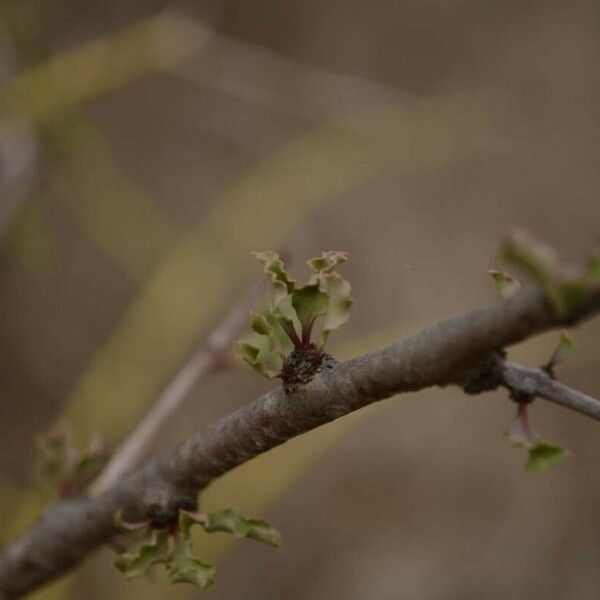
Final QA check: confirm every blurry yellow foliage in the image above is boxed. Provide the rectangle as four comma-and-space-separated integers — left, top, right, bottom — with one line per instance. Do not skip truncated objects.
51, 128, 180, 282
1, 13, 204, 121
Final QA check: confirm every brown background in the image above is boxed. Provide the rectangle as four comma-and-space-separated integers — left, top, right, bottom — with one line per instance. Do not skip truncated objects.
1, 1, 600, 598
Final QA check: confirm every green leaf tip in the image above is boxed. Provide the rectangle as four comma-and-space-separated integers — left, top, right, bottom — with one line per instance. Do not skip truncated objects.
488, 269, 520, 299
203, 508, 281, 547
546, 331, 573, 371
238, 250, 352, 386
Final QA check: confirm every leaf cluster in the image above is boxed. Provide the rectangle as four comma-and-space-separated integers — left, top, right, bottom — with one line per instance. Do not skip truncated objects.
114, 507, 280, 590
237, 250, 352, 379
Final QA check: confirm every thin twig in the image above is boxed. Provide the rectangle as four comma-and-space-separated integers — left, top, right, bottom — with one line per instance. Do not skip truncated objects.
91, 280, 263, 494
500, 360, 600, 420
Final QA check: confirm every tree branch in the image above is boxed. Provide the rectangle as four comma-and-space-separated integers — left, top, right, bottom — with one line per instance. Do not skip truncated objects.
1, 285, 599, 598
499, 360, 600, 420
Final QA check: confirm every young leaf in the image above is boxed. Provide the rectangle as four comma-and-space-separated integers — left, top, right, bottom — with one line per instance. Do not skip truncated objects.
291, 284, 329, 341
546, 331, 573, 371
236, 341, 280, 377
203, 508, 281, 547
488, 269, 520, 299
250, 312, 274, 337
252, 251, 294, 307
526, 443, 569, 472
114, 529, 170, 580
319, 272, 353, 345
168, 534, 215, 589
505, 404, 569, 472
307, 251, 349, 278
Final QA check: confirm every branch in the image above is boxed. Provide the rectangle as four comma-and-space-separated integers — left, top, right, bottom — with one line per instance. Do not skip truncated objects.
90, 280, 263, 494
500, 360, 600, 420
1, 285, 599, 598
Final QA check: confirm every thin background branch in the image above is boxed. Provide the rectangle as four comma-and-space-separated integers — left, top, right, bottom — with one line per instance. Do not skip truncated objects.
91, 280, 263, 494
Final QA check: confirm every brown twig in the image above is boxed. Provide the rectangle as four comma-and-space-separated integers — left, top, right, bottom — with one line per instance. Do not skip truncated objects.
499, 360, 600, 420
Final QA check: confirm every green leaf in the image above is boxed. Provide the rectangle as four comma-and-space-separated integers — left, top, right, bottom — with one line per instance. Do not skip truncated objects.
264, 308, 295, 354
168, 535, 215, 589
114, 529, 170, 580
488, 269, 520, 299
526, 443, 569, 472
203, 508, 281, 547
167, 511, 215, 588
291, 284, 329, 328
547, 331, 573, 370
253, 251, 295, 307
236, 340, 281, 377
319, 272, 353, 345
250, 312, 273, 336
307, 251, 349, 277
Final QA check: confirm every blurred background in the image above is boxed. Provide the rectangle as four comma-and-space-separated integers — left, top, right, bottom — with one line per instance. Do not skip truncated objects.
1, 1, 600, 598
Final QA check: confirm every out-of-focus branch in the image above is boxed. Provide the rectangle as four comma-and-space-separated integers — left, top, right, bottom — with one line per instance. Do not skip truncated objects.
1, 282, 600, 597
91, 280, 263, 494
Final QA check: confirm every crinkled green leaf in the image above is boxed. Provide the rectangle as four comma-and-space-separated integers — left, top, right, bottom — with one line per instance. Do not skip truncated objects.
114, 529, 170, 580
291, 284, 329, 329
168, 533, 215, 589
320, 273, 352, 340
547, 331, 573, 370
264, 309, 295, 355
488, 269, 520, 299
253, 251, 295, 307
203, 508, 281, 547
236, 340, 281, 377
526, 443, 569, 472
307, 251, 349, 277
250, 312, 273, 336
